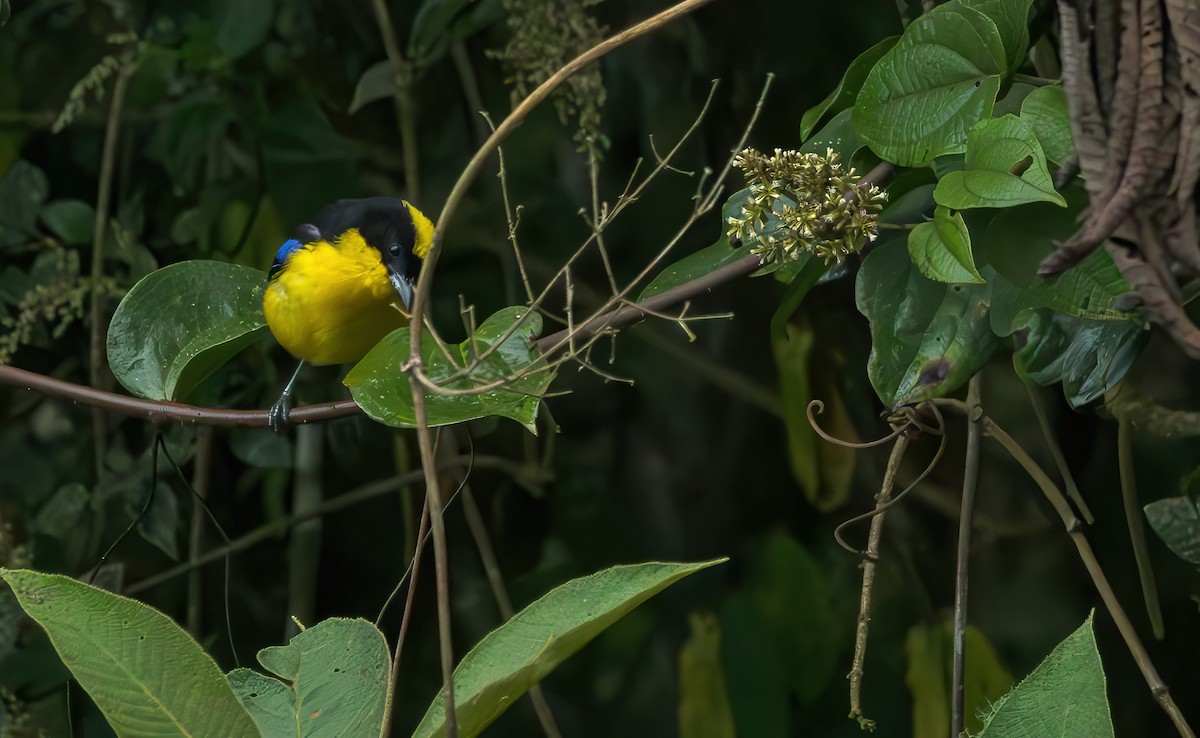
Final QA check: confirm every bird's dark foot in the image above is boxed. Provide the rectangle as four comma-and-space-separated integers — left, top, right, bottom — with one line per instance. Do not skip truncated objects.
268, 392, 294, 433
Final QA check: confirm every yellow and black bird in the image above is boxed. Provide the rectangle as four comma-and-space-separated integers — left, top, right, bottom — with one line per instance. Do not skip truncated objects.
263, 196, 434, 430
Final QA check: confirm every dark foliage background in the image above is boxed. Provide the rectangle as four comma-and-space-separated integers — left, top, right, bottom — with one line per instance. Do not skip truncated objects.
0, 1, 1197, 736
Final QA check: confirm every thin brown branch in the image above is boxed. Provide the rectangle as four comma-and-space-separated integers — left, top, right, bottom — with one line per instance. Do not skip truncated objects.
1117, 416, 1165, 639
848, 433, 910, 732
370, 0, 420, 203
951, 376, 982, 738
89, 63, 133, 476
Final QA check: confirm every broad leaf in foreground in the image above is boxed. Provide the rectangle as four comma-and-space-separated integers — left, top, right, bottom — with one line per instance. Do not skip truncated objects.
344, 306, 553, 433
907, 206, 983, 284
856, 238, 998, 407
228, 618, 389, 738
976, 612, 1113, 738
107, 260, 267, 402
934, 115, 1065, 210
412, 559, 727, 738
0, 569, 258, 738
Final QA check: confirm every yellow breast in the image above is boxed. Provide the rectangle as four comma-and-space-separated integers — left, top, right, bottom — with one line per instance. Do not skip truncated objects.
263, 228, 407, 365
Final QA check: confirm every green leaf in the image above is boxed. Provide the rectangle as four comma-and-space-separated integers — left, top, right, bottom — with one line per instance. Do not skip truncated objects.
981, 192, 1134, 330
640, 190, 752, 299
0, 0, 9, 26
856, 238, 999, 407
227, 618, 389, 738
0, 569, 258, 738
1144, 496, 1200, 566
800, 108, 867, 162
1011, 310, 1147, 407
408, 0, 503, 62
773, 322, 857, 512
344, 307, 553, 433
216, 0, 275, 60
769, 258, 825, 340
106, 261, 267, 402
678, 613, 736, 738
962, 0, 1033, 72
800, 36, 899, 140
0, 160, 49, 249
136, 481, 180, 561
39, 199, 95, 246
348, 60, 396, 115
1021, 85, 1075, 165
976, 612, 1113, 738
853, 3, 1006, 166
905, 618, 1012, 738
935, 115, 1066, 209
907, 206, 984, 284
412, 559, 726, 738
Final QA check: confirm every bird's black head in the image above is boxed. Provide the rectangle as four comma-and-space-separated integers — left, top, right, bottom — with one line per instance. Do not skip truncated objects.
307, 196, 428, 307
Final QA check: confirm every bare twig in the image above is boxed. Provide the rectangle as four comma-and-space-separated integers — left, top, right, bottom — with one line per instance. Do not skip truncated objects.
89, 63, 133, 477
848, 433, 910, 731
186, 427, 213, 637
1020, 372, 1094, 523
950, 376, 982, 738
1117, 416, 1165, 639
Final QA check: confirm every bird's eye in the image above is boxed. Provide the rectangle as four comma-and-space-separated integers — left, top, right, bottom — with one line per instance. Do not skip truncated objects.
388, 242, 403, 257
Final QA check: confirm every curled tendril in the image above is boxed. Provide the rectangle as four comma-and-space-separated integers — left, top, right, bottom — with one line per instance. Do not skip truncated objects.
831, 402, 948, 557
806, 400, 904, 448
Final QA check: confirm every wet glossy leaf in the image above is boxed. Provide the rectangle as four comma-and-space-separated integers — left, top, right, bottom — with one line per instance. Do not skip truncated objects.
1144, 496, 1200, 566
905, 618, 1012, 738
348, 60, 396, 115
907, 206, 983, 284
412, 559, 726, 738
1011, 309, 1147, 407
800, 36, 899, 140
39, 199, 95, 246
934, 115, 1066, 209
853, 3, 1005, 166
678, 613, 736, 738
345, 307, 553, 433
106, 260, 267, 402
856, 239, 999, 407
0, 569, 258, 737
976, 612, 1113, 738
1021, 84, 1074, 164
228, 618, 389, 737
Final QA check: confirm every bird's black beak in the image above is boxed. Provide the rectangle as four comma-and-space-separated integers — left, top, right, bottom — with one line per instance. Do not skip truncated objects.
389, 270, 415, 311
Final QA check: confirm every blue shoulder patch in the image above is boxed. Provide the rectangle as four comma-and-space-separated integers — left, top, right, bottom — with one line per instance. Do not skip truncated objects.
269, 239, 303, 278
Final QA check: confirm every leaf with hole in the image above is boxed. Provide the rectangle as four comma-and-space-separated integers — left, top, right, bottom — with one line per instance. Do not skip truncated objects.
107, 260, 267, 402
934, 115, 1066, 209
0, 569, 258, 737
344, 306, 554, 433
853, 3, 1006, 166
227, 618, 389, 737
412, 559, 726, 738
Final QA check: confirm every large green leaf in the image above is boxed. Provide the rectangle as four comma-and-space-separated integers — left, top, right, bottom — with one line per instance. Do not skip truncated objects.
412, 559, 726, 738
344, 306, 554, 433
106, 260, 267, 402
853, 2, 1006, 166
1020, 85, 1074, 165
934, 115, 1066, 209
856, 238, 999, 407
640, 191, 751, 300
800, 36, 899, 140
907, 205, 983, 284
0, 569, 258, 738
801, 108, 868, 163
962, 0, 1034, 72
227, 618, 389, 738
39, 199, 95, 246
976, 612, 1113, 737
349, 60, 396, 115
